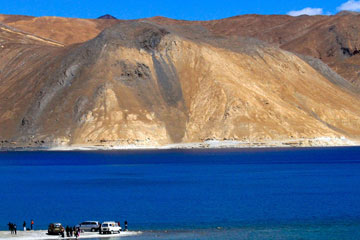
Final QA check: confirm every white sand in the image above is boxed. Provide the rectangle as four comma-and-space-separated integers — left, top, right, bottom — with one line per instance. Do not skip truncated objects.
0, 230, 141, 240
47, 137, 359, 151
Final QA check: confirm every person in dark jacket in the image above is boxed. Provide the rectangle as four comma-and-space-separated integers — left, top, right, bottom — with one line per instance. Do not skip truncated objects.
69, 226, 73, 237
14, 224, 17, 235
23, 221, 26, 231
8, 222, 13, 234
60, 227, 65, 238
74, 226, 79, 239
65, 226, 69, 237
124, 221, 128, 231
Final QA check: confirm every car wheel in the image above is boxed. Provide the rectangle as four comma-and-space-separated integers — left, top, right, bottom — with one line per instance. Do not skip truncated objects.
111, 230, 114, 234
91, 228, 95, 232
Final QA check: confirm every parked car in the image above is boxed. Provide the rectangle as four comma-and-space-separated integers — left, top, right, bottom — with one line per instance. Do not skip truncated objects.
100, 221, 121, 234
76, 221, 100, 232
48, 223, 64, 235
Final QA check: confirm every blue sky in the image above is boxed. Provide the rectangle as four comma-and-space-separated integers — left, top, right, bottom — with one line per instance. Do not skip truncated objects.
1, 0, 360, 20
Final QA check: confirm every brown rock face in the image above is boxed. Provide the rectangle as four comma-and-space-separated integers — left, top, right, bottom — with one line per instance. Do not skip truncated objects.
4, 13, 360, 87
1, 14, 360, 148
150, 13, 360, 87
0, 14, 119, 45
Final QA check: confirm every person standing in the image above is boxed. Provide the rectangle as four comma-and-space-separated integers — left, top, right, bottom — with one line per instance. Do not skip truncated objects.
124, 220, 128, 231
14, 224, 17, 235
74, 226, 79, 239
73, 226, 77, 239
30, 219, 34, 230
23, 221, 26, 231
69, 226, 73, 237
8, 222, 13, 234
60, 227, 65, 238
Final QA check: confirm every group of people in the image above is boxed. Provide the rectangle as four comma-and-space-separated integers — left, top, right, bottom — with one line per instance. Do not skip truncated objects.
64, 226, 80, 238
7, 222, 17, 235
6, 219, 129, 237
23, 220, 35, 231
7, 220, 34, 234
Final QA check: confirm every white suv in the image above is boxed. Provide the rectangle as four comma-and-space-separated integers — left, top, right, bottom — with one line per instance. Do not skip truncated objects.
100, 222, 121, 234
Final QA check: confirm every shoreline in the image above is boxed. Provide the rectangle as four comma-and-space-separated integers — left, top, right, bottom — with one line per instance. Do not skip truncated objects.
1, 137, 359, 151
0, 230, 141, 240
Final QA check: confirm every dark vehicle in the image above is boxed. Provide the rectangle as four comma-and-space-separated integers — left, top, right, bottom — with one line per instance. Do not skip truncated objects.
48, 223, 65, 235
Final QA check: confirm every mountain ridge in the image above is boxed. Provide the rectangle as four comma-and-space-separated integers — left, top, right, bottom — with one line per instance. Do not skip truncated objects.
2, 13, 360, 86
98, 14, 117, 19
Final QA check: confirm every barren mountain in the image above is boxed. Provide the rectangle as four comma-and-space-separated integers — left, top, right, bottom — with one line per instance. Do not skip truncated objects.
150, 12, 360, 87
4, 13, 360, 87
1, 14, 360, 149
0, 14, 119, 45
98, 14, 117, 19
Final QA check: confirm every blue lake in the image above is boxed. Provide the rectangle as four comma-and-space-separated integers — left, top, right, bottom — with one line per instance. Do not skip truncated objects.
1, 147, 360, 239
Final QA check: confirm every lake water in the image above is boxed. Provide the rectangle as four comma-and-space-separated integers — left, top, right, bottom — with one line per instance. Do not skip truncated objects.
1, 147, 360, 239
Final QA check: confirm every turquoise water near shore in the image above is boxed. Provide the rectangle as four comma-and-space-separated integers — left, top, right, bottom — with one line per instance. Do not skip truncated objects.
1, 148, 360, 239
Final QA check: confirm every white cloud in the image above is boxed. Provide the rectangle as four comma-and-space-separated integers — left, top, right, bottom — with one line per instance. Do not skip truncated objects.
337, 0, 360, 11
287, 7, 324, 16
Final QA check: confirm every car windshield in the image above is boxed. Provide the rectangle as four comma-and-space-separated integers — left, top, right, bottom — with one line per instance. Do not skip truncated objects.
102, 224, 108, 227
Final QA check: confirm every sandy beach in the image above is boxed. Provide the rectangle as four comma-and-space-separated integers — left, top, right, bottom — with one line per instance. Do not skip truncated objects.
47, 137, 359, 151
1, 136, 359, 151
0, 230, 141, 240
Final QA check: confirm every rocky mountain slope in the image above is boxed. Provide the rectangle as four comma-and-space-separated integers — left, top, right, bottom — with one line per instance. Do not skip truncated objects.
0, 14, 118, 45
150, 12, 360, 87
1, 14, 360, 149
3, 13, 360, 86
